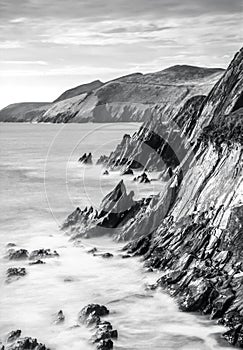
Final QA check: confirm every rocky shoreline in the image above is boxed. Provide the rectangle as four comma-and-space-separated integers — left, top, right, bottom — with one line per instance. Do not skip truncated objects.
62, 48, 243, 348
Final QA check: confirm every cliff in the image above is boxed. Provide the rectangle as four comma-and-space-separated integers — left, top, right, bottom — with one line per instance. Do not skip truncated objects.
0, 66, 223, 123
64, 48, 243, 347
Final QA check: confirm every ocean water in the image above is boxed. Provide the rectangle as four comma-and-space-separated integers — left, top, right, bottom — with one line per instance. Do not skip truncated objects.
0, 123, 230, 350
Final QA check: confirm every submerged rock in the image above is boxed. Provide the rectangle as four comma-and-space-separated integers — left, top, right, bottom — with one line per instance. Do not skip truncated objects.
101, 253, 113, 259
103, 170, 109, 175
29, 259, 45, 265
6, 268, 26, 283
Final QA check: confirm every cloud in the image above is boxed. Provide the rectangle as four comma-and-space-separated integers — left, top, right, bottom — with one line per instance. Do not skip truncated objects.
9, 17, 26, 23
103, 25, 174, 34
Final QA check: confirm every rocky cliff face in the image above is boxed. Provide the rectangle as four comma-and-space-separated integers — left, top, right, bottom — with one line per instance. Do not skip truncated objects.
0, 66, 223, 123
64, 48, 243, 347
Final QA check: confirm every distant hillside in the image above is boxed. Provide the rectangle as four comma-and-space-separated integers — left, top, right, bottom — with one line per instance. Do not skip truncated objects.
54, 80, 104, 102
0, 102, 51, 122
0, 65, 224, 123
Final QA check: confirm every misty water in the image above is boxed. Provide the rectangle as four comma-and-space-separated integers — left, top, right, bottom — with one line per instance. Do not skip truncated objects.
0, 123, 230, 350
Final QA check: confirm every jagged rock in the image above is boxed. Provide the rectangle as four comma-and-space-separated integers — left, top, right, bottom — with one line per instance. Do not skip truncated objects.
3, 336, 50, 350
29, 249, 59, 260
133, 172, 150, 183
29, 260, 45, 265
8, 249, 29, 260
6, 330, 21, 342
223, 324, 243, 346
53, 310, 65, 324
97, 155, 109, 165
79, 305, 117, 350
79, 152, 92, 164
121, 167, 133, 175
78, 304, 109, 326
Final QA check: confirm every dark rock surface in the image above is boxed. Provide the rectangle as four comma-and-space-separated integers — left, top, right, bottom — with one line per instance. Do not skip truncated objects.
133, 172, 150, 183
1, 334, 50, 350
78, 152, 93, 164
79, 304, 117, 350
6, 268, 26, 283
62, 180, 151, 240
53, 310, 65, 325
29, 249, 59, 260
121, 167, 134, 175
8, 249, 29, 260
6, 330, 21, 343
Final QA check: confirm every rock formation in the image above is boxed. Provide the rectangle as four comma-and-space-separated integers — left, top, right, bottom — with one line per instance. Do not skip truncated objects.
62, 180, 151, 239
78, 152, 93, 164
79, 304, 118, 350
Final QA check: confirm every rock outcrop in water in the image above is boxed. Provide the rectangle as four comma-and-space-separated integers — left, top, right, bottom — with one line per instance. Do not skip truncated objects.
64, 48, 243, 347
6, 268, 26, 283
79, 304, 118, 350
62, 180, 151, 239
1, 333, 50, 350
0, 66, 223, 123
78, 152, 93, 164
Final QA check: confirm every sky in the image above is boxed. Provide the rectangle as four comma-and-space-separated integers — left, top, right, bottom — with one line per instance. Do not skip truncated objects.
0, 0, 242, 108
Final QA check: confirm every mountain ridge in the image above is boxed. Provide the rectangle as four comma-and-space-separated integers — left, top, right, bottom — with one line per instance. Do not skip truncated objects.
0, 65, 224, 123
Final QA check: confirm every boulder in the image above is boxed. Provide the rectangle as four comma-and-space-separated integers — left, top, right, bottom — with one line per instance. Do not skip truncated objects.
103, 170, 109, 175
78, 304, 109, 326
8, 249, 29, 260
53, 310, 65, 324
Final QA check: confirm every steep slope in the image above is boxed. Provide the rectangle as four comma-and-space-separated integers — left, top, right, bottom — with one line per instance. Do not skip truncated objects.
64, 48, 243, 347
0, 66, 224, 123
